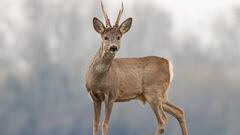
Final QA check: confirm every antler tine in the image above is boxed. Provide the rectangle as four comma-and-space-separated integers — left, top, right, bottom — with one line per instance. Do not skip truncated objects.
115, 2, 124, 26
101, 1, 111, 28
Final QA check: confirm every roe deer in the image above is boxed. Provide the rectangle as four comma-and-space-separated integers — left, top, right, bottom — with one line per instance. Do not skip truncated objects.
85, 2, 188, 135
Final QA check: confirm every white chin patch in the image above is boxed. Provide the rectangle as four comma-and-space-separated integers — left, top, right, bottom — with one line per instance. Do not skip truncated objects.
110, 51, 116, 54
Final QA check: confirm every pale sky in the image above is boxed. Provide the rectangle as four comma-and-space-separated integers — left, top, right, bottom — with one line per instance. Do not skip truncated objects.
105, 0, 240, 46
1, 0, 240, 48
155, 0, 240, 43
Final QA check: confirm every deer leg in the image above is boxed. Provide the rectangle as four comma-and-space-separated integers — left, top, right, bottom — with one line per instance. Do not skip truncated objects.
93, 101, 102, 135
101, 101, 114, 135
163, 101, 188, 135
149, 102, 166, 135
161, 105, 168, 128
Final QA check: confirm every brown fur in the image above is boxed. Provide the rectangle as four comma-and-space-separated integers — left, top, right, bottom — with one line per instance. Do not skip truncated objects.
85, 2, 188, 135
86, 56, 170, 103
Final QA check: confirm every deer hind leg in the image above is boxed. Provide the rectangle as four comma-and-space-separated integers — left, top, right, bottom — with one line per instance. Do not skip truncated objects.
160, 104, 168, 128
163, 101, 188, 135
148, 101, 167, 135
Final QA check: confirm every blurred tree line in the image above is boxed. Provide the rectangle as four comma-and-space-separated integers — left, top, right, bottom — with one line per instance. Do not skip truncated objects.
0, 0, 239, 135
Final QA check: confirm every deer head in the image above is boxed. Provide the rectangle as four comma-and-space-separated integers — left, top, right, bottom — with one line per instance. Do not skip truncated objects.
93, 2, 132, 54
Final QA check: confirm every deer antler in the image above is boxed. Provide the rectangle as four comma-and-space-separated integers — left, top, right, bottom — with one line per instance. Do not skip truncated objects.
115, 2, 124, 26
101, 2, 111, 28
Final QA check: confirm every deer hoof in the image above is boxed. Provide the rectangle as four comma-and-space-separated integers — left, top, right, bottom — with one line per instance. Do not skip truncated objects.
160, 129, 164, 134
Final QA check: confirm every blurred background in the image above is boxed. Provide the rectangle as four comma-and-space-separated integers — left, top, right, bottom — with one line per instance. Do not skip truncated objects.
0, 0, 240, 135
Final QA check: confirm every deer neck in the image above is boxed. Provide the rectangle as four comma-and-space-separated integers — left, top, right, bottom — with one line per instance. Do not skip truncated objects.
89, 43, 115, 75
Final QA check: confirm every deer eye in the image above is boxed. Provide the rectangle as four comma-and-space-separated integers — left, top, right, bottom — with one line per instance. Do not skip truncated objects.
104, 36, 109, 40
117, 36, 121, 40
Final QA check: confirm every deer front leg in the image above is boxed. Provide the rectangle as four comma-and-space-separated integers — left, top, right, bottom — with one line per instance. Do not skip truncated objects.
93, 101, 101, 135
102, 101, 114, 135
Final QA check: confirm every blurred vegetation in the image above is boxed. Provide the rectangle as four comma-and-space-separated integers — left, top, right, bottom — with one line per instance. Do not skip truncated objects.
0, 0, 239, 135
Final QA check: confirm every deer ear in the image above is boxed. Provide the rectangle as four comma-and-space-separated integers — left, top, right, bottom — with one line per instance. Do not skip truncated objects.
119, 18, 132, 34
93, 17, 105, 34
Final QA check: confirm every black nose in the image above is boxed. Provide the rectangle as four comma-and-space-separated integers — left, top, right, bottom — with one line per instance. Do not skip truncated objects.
110, 46, 118, 52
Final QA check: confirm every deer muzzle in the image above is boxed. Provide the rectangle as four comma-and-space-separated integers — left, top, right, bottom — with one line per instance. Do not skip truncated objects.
109, 45, 118, 53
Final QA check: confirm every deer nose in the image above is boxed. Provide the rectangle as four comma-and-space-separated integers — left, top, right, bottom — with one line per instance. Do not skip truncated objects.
110, 46, 118, 52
